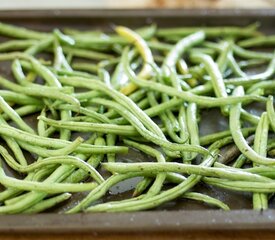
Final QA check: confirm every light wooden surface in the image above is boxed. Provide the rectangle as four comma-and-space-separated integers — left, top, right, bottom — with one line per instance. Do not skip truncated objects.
0, 0, 274, 9
1, 0, 275, 239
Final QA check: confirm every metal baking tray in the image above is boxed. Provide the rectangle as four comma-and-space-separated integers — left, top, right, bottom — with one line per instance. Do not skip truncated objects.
0, 9, 274, 233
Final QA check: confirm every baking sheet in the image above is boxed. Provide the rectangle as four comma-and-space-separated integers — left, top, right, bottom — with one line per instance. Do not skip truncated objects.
0, 8, 274, 232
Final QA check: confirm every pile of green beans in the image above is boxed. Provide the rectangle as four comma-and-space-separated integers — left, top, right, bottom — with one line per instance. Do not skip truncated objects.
0, 21, 273, 214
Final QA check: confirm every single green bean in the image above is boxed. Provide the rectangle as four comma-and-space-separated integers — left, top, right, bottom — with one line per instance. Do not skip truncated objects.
267, 96, 275, 132
239, 35, 275, 48
103, 162, 269, 183
23, 193, 71, 214
0, 22, 49, 39
253, 112, 269, 210
38, 116, 140, 136
233, 45, 273, 60
157, 24, 261, 38
186, 102, 200, 161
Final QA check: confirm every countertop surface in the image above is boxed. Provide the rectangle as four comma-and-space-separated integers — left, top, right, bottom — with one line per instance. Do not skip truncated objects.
1, 0, 275, 239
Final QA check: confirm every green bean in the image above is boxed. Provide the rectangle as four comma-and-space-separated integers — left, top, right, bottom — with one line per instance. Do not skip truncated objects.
232, 154, 247, 168
54, 67, 97, 79
203, 178, 275, 193
177, 59, 189, 75
0, 90, 42, 105
37, 108, 47, 137
253, 112, 269, 210
228, 51, 246, 77
240, 109, 260, 125
0, 116, 28, 167
103, 162, 269, 183
233, 45, 273, 60
178, 105, 190, 160
63, 46, 113, 61
162, 31, 205, 75
106, 134, 117, 163
230, 86, 275, 165
157, 24, 261, 38
225, 53, 275, 85
86, 137, 106, 167
247, 80, 275, 95
4, 190, 37, 206
23, 193, 71, 214
72, 62, 98, 73
11, 59, 28, 85
136, 97, 150, 110
202, 41, 223, 51
17, 137, 83, 157
32, 57, 62, 87
182, 192, 230, 210
190, 52, 228, 114
238, 59, 268, 68
267, 96, 275, 132
139, 97, 184, 118
98, 58, 121, 69
38, 116, 139, 136
133, 178, 152, 197
190, 48, 216, 57
0, 39, 38, 52
0, 96, 35, 134
53, 38, 63, 70
53, 38, 72, 72
110, 62, 127, 90
186, 103, 200, 161
239, 35, 275, 48
54, 29, 75, 46
147, 40, 172, 51
116, 26, 154, 95
199, 127, 256, 146
0, 22, 49, 39
74, 90, 103, 103
25, 37, 53, 55
55, 104, 111, 123
216, 41, 232, 73
189, 82, 213, 95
